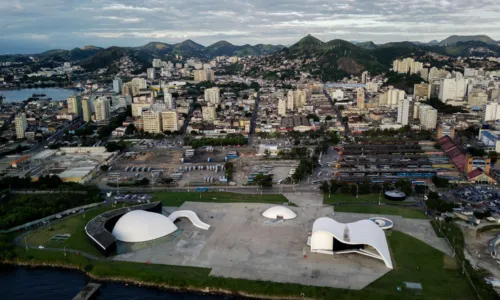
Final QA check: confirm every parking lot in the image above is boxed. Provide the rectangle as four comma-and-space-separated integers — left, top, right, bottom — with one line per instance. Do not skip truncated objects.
110, 193, 154, 204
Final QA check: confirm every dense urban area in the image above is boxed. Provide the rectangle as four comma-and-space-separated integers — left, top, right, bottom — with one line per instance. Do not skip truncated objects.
2, 33, 500, 300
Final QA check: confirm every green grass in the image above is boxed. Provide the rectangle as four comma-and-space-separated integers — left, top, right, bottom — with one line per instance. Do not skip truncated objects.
153, 192, 291, 207
12, 231, 475, 300
21, 204, 133, 257
334, 204, 426, 219
324, 193, 382, 205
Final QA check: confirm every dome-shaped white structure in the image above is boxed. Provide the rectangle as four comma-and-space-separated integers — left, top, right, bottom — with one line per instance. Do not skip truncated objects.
112, 210, 178, 243
262, 206, 297, 220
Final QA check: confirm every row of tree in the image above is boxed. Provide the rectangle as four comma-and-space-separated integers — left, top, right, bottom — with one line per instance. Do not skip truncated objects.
184, 134, 247, 148
319, 178, 414, 197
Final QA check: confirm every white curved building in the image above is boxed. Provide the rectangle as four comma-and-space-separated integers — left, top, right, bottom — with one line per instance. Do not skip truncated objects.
112, 210, 178, 243
262, 206, 297, 220
309, 217, 393, 269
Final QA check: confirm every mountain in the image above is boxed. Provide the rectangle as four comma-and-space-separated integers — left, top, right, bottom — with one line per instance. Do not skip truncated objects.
428, 40, 439, 45
356, 41, 377, 49
439, 35, 498, 46
205, 41, 284, 57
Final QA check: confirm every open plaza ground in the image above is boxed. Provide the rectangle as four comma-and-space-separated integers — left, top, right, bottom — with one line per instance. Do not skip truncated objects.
113, 202, 452, 289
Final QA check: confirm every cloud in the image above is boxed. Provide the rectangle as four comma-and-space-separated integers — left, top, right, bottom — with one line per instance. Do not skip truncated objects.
0, 0, 499, 53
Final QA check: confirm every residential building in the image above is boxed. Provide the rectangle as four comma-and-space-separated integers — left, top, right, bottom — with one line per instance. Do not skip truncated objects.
143, 111, 162, 133
113, 78, 123, 94
131, 78, 147, 89
202, 105, 216, 121
194, 69, 215, 82
147, 68, 155, 80
356, 88, 365, 109
468, 91, 488, 107
122, 82, 141, 96
438, 78, 467, 102
413, 83, 430, 100
293, 89, 307, 109
419, 104, 437, 129
484, 102, 500, 122
204, 87, 220, 105
287, 92, 294, 110
437, 123, 455, 139
94, 97, 110, 121
361, 71, 368, 84
393, 58, 423, 74
82, 98, 92, 122
278, 98, 287, 116
164, 91, 175, 109
328, 89, 344, 100
381, 87, 405, 106
161, 111, 179, 132
397, 98, 411, 125
67, 95, 82, 117
15, 113, 27, 139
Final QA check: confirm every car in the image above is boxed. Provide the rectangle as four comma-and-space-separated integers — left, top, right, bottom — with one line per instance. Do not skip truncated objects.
38, 245, 44, 249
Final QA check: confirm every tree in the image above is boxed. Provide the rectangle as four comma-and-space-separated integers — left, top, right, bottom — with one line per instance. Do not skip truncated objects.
489, 151, 498, 163
415, 185, 427, 195
255, 174, 273, 187
331, 132, 340, 145
106, 141, 126, 152
100, 165, 110, 172
250, 81, 260, 91
125, 124, 136, 135
395, 179, 412, 196
432, 175, 449, 188
325, 115, 333, 121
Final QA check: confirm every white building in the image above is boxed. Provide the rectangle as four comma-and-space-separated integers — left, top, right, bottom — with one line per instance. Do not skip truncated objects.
113, 78, 123, 94
278, 97, 287, 116
164, 91, 175, 109
131, 78, 148, 89
194, 69, 215, 82
112, 210, 178, 243
393, 58, 423, 74
438, 78, 467, 102
202, 105, 216, 121
329, 89, 344, 100
484, 102, 500, 122
356, 88, 365, 109
15, 113, 27, 139
287, 91, 294, 110
309, 217, 393, 269
361, 71, 368, 84
397, 98, 411, 125
204, 87, 220, 105
94, 97, 110, 121
468, 91, 488, 107
82, 98, 93, 122
147, 68, 155, 80
419, 104, 437, 129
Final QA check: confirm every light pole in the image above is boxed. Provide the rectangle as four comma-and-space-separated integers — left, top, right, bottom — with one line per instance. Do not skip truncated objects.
356, 183, 359, 199
64, 244, 69, 257
24, 235, 28, 251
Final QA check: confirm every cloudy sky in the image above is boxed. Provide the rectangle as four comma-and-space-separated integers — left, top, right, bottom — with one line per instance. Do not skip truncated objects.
1, 0, 500, 54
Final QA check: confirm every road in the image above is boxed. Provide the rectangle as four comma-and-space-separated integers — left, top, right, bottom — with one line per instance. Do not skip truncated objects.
323, 89, 350, 136
247, 90, 260, 146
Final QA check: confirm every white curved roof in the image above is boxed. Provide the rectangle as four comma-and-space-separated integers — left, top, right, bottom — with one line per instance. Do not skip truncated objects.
385, 190, 406, 197
112, 210, 178, 243
262, 206, 297, 220
168, 210, 210, 230
310, 217, 393, 269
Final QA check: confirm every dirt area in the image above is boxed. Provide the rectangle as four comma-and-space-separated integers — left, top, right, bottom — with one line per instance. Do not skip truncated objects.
461, 224, 500, 279
233, 158, 299, 185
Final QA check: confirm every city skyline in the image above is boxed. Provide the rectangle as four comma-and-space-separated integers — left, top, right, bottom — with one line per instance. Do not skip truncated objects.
1, 0, 500, 54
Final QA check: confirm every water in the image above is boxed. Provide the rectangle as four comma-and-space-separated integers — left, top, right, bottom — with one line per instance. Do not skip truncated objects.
0, 88, 77, 103
0, 266, 238, 300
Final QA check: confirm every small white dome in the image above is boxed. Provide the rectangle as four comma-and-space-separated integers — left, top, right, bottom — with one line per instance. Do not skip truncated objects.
262, 206, 297, 220
112, 210, 178, 243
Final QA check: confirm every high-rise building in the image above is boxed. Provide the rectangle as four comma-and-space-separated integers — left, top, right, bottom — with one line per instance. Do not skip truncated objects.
287, 92, 294, 110
468, 91, 488, 107
143, 111, 162, 133
438, 78, 467, 102
161, 111, 179, 132
15, 113, 27, 139
164, 91, 175, 109
122, 82, 140, 96
361, 71, 368, 84
131, 78, 148, 89
152, 59, 162, 68
194, 70, 215, 82
147, 68, 155, 80
356, 88, 365, 109
94, 97, 110, 121
393, 58, 423, 74
413, 83, 431, 100
82, 98, 92, 122
419, 68, 429, 81
113, 78, 123, 94
397, 98, 411, 125
293, 90, 307, 109
67, 95, 82, 117
436, 123, 455, 139
278, 98, 287, 116
419, 104, 437, 129
202, 104, 216, 121
484, 102, 500, 122
488, 89, 500, 101
382, 87, 405, 106
204, 87, 220, 105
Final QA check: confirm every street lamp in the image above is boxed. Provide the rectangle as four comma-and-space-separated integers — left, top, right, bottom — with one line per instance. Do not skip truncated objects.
64, 244, 69, 257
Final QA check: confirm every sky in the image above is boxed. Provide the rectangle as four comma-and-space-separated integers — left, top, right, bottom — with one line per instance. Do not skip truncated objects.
1, 0, 500, 54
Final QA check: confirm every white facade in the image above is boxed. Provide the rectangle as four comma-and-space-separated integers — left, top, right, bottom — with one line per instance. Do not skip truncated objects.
384, 88, 405, 107
113, 78, 123, 94
143, 111, 162, 133
164, 91, 175, 109
112, 210, 178, 243
278, 97, 287, 116
484, 102, 500, 122
361, 71, 368, 84
287, 92, 294, 110
397, 98, 411, 125
329, 89, 344, 100
202, 105, 216, 121
94, 97, 110, 121
419, 104, 437, 129
439, 78, 467, 102
67, 95, 82, 117
356, 88, 365, 109
309, 217, 393, 269
262, 206, 297, 220
147, 68, 155, 80
161, 111, 179, 132
15, 113, 27, 139
131, 78, 148, 89
204, 87, 220, 105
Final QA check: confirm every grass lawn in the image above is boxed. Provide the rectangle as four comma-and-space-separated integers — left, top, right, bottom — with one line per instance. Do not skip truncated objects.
14, 231, 475, 300
334, 204, 426, 219
324, 193, 381, 205
22, 204, 132, 257
153, 191, 290, 207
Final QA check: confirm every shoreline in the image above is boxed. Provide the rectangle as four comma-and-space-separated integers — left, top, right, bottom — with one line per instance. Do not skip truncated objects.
1, 260, 309, 300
